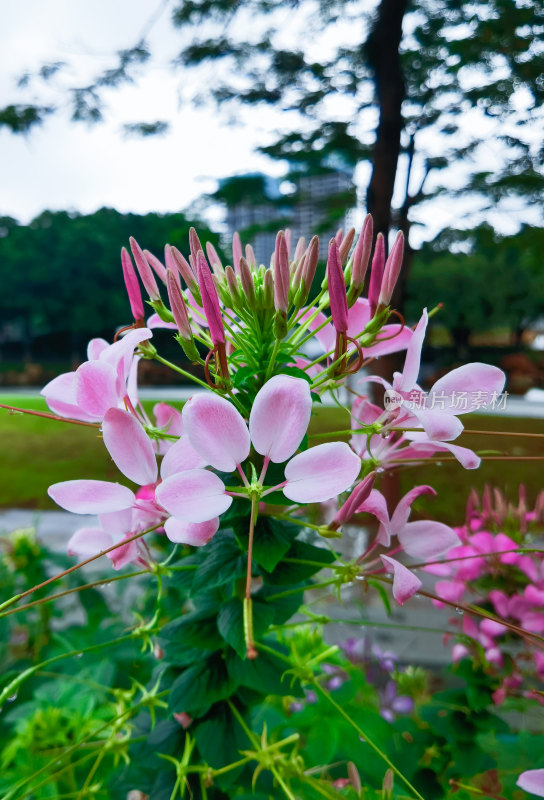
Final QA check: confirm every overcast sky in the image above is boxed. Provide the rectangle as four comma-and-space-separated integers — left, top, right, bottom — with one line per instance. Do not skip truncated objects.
1, 1, 542, 243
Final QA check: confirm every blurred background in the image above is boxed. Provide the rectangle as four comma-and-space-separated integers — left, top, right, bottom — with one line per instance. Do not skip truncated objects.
0, 0, 543, 514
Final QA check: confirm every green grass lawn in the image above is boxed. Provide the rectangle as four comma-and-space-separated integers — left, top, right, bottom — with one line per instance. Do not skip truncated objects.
0, 395, 543, 519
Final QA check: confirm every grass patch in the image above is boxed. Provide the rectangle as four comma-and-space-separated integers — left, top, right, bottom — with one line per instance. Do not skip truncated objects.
0, 395, 542, 517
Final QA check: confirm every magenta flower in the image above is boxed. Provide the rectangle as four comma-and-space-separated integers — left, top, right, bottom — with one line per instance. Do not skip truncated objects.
518, 770, 544, 797
41, 328, 152, 422
155, 375, 361, 523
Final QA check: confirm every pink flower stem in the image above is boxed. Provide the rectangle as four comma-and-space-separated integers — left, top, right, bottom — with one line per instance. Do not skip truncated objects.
261, 481, 288, 497
409, 548, 544, 570
258, 456, 270, 485
0, 403, 100, 428
236, 464, 250, 488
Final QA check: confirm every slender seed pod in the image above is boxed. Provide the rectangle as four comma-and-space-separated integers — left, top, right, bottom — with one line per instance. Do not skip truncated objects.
129, 237, 160, 301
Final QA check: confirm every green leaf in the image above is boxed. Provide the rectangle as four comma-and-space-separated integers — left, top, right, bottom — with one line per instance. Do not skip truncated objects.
236, 516, 298, 572
255, 583, 304, 624
191, 530, 247, 595
226, 643, 294, 696
159, 607, 224, 664
169, 653, 239, 717
218, 597, 274, 658
194, 702, 250, 786
262, 538, 334, 585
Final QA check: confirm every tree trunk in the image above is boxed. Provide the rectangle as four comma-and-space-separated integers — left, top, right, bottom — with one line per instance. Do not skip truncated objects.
365, 0, 408, 250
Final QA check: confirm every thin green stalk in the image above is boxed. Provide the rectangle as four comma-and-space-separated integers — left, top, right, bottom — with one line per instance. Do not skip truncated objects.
265, 578, 339, 602
265, 337, 281, 380
312, 681, 425, 800
152, 353, 211, 390
244, 493, 259, 658
0, 570, 149, 619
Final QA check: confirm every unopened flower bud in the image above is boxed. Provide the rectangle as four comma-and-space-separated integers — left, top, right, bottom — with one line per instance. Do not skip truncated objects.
196, 250, 225, 346
327, 238, 348, 334
377, 230, 404, 309
168, 246, 198, 296
331, 474, 374, 529
121, 247, 145, 322
225, 265, 243, 308
166, 270, 193, 342
143, 249, 167, 284
347, 214, 373, 306
189, 227, 203, 262
262, 268, 274, 308
335, 228, 343, 245
293, 236, 306, 264
274, 230, 290, 314
232, 231, 243, 275
129, 237, 161, 301
239, 257, 257, 309
339, 227, 355, 265
206, 242, 224, 280
245, 243, 257, 267
368, 232, 385, 317
285, 228, 292, 257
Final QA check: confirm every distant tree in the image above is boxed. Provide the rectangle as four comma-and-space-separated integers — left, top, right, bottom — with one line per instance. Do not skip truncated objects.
0, 208, 218, 360
406, 224, 544, 357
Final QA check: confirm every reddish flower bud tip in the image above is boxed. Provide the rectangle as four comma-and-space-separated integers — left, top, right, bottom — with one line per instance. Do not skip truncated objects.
368, 232, 385, 315
293, 236, 306, 263
351, 214, 373, 289
143, 249, 167, 284
274, 230, 290, 314
245, 243, 257, 267
169, 245, 197, 292
166, 269, 192, 340
339, 227, 355, 265
121, 247, 145, 321
196, 250, 225, 346
302, 235, 319, 291
335, 228, 343, 245
327, 238, 348, 334
232, 231, 243, 275
284, 228, 292, 257
378, 230, 404, 308
129, 236, 160, 301
206, 242, 224, 279
239, 256, 257, 307
189, 227, 203, 261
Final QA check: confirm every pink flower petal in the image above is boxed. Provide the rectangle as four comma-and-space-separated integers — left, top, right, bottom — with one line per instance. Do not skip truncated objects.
399, 309, 428, 392
100, 328, 153, 384
390, 485, 436, 533
41, 372, 100, 422
87, 338, 109, 360
183, 393, 250, 472
156, 469, 231, 522
102, 408, 158, 485
147, 313, 178, 330
250, 375, 312, 463
408, 406, 464, 441
164, 517, 219, 546
346, 298, 371, 338
75, 360, 119, 418
404, 433, 481, 469
365, 324, 413, 357
107, 535, 140, 570
430, 363, 506, 414
517, 769, 544, 797
283, 442, 360, 503
398, 520, 461, 561
99, 508, 133, 537
67, 527, 113, 557
48, 480, 135, 514
154, 403, 184, 437
161, 435, 208, 478
381, 555, 422, 605
298, 307, 335, 353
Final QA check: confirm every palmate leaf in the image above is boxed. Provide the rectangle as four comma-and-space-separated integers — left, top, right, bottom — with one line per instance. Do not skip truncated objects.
191, 530, 247, 595
168, 652, 239, 717
218, 597, 274, 658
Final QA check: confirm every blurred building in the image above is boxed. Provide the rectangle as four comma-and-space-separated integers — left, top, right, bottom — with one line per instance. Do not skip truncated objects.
216, 162, 355, 265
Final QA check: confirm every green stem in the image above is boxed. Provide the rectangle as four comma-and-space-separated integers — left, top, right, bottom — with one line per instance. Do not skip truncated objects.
265, 338, 281, 380
265, 578, 338, 602
244, 493, 259, 658
312, 681, 425, 800
153, 353, 210, 389
0, 570, 149, 619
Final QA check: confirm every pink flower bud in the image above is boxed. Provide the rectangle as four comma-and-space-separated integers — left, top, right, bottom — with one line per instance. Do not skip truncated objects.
262, 268, 274, 308
189, 227, 203, 261
327, 238, 348, 334
206, 242, 224, 279
378, 231, 404, 308
284, 228, 292, 257
121, 247, 145, 321
245, 243, 257, 267
167, 245, 198, 293
339, 227, 355, 265
143, 249, 167, 284
239, 256, 257, 307
232, 231, 243, 275
166, 270, 192, 340
196, 250, 225, 346
351, 214, 373, 289
368, 232, 385, 316
274, 230, 290, 314
335, 228, 343, 245
129, 237, 160, 301
225, 265, 242, 307
332, 474, 375, 528
302, 236, 319, 292
294, 236, 306, 263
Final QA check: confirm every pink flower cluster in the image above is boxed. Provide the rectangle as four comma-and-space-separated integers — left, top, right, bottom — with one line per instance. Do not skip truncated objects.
425, 487, 544, 701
